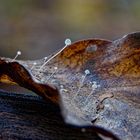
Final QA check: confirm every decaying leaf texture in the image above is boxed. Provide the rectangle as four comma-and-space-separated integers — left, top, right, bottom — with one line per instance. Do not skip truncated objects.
0, 59, 59, 103
0, 59, 119, 140
0, 49, 120, 139
0, 32, 140, 140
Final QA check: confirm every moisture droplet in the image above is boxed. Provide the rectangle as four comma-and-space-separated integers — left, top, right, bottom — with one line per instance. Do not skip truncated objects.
54, 66, 58, 70
84, 69, 90, 75
86, 45, 97, 53
12, 51, 22, 62
44, 57, 48, 62
60, 85, 64, 89
65, 38, 71, 46
17, 51, 21, 55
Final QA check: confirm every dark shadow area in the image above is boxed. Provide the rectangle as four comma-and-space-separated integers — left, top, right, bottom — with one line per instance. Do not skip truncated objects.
0, 90, 102, 140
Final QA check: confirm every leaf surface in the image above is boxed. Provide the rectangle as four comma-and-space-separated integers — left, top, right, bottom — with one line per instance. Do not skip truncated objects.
0, 32, 140, 140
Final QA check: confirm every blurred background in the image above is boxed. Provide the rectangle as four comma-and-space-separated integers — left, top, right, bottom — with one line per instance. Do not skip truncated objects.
0, 0, 139, 60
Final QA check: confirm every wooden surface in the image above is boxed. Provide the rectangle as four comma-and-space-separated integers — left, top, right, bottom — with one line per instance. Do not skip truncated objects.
0, 90, 103, 140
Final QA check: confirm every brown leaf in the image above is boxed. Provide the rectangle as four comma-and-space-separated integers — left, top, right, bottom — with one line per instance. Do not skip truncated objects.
0, 54, 119, 140
0, 32, 140, 140
28, 32, 140, 140
0, 59, 59, 103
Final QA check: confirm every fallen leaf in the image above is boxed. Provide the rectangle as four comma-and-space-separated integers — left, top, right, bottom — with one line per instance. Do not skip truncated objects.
0, 59, 59, 103
0, 32, 140, 140
0, 54, 119, 140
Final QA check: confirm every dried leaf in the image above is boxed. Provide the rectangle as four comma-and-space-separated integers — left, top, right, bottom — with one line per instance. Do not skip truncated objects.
0, 59, 59, 103
0, 32, 140, 140
0, 54, 119, 140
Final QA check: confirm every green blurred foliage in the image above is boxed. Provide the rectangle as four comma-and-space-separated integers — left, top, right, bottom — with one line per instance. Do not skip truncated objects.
0, 0, 139, 59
